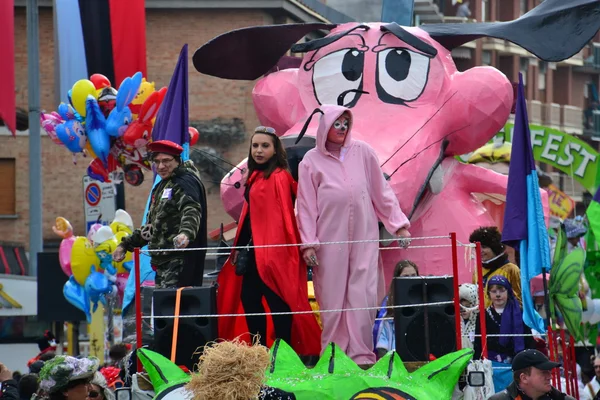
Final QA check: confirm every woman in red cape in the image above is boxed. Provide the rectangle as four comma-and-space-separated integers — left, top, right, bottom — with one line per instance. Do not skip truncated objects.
217, 126, 321, 356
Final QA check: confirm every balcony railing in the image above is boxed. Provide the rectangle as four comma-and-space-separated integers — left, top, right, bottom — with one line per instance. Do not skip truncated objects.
561, 105, 584, 135
542, 103, 561, 128
414, 0, 444, 24
527, 100, 543, 125
584, 109, 600, 139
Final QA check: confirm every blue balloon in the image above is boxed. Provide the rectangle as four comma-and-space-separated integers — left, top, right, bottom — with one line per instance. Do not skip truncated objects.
56, 119, 87, 153
85, 96, 110, 165
63, 276, 91, 323
106, 71, 143, 137
85, 267, 112, 313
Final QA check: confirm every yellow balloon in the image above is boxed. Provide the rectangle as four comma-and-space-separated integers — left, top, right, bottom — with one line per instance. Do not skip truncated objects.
130, 79, 155, 120
114, 231, 133, 274
71, 79, 98, 118
71, 236, 100, 285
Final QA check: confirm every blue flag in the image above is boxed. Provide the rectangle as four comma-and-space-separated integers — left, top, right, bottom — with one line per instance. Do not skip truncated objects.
501, 73, 550, 333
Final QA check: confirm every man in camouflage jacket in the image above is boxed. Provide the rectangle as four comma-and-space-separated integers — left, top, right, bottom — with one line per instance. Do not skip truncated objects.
113, 140, 208, 288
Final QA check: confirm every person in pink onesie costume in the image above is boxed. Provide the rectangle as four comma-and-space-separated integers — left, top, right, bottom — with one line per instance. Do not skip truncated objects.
296, 104, 411, 365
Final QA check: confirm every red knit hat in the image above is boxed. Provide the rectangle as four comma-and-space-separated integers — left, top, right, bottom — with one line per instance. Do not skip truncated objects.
147, 140, 183, 156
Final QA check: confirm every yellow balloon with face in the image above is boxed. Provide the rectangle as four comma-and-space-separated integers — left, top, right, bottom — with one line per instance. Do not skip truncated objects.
71, 236, 100, 285
130, 78, 156, 121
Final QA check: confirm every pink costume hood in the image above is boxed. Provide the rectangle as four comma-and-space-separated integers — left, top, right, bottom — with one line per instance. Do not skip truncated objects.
314, 105, 353, 155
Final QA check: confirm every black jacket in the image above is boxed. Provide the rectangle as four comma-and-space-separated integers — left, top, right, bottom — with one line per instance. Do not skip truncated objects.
489, 381, 576, 400
0, 379, 19, 400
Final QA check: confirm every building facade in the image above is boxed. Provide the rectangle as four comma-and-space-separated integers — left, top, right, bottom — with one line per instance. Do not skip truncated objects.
1, 0, 598, 257
0, 1, 349, 254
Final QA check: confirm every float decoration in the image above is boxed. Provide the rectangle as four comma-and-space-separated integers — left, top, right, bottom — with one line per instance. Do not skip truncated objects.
549, 223, 585, 340
43, 71, 163, 186
54, 211, 136, 321
193, 0, 600, 282
137, 340, 473, 400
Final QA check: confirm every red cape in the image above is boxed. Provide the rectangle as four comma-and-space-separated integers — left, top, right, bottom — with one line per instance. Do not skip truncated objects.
217, 169, 321, 355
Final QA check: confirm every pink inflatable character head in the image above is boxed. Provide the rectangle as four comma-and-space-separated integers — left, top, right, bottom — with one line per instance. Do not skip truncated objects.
194, 0, 600, 282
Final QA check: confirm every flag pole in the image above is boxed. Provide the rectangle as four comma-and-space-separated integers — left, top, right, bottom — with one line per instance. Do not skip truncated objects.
27, 0, 43, 276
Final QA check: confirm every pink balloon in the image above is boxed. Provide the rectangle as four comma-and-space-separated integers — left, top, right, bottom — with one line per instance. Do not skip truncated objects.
58, 236, 76, 276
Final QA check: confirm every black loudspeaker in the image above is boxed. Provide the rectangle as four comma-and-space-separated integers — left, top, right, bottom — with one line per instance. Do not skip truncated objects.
37, 252, 86, 322
394, 276, 456, 362
153, 286, 217, 370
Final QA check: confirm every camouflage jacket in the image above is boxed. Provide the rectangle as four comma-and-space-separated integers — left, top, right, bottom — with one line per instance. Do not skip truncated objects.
121, 160, 203, 265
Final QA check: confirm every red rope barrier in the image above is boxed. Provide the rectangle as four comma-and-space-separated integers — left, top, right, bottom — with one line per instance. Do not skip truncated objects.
134, 247, 142, 373
475, 242, 487, 359
548, 326, 557, 388
570, 335, 579, 400
450, 232, 462, 351
560, 329, 568, 395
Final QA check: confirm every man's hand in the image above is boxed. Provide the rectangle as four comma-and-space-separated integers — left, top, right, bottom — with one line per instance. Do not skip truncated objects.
302, 248, 319, 267
173, 233, 190, 249
0, 363, 12, 382
231, 250, 239, 265
395, 227, 411, 249
112, 245, 126, 263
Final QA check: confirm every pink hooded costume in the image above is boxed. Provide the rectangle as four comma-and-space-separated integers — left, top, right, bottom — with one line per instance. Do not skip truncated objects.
296, 105, 410, 364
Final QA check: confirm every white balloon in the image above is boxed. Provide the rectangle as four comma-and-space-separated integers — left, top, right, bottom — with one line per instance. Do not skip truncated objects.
581, 297, 595, 324
589, 299, 600, 325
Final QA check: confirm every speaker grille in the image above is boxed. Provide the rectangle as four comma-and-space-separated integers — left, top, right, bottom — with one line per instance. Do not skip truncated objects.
394, 276, 456, 362
152, 286, 217, 370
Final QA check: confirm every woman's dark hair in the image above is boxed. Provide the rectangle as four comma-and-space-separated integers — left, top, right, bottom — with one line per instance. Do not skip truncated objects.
386, 260, 419, 316
19, 374, 39, 400
246, 126, 289, 180
109, 343, 129, 362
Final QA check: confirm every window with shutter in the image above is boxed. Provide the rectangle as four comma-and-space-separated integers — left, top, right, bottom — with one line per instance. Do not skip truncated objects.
0, 159, 16, 216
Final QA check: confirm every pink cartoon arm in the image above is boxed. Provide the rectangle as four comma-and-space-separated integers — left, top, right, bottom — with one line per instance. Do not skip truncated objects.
367, 147, 410, 234
296, 162, 320, 250
454, 162, 508, 194
454, 161, 550, 226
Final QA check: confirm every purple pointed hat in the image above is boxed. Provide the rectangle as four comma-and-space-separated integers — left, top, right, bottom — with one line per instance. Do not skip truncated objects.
152, 44, 189, 146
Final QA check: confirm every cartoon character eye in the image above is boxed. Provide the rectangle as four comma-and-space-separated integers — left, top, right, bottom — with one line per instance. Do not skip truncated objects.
312, 48, 365, 108
376, 48, 431, 105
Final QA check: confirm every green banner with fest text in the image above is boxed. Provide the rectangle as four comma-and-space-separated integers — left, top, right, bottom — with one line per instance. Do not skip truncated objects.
497, 124, 599, 194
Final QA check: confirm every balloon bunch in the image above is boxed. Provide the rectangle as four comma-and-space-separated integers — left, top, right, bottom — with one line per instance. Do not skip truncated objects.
41, 73, 169, 186
53, 210, 135, 322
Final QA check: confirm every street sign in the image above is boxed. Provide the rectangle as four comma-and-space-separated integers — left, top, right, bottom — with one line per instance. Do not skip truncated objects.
83, 176, 117, 233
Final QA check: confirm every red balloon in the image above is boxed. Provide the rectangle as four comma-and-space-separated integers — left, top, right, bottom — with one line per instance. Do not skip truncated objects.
90, 74, 111, 90
87, 158, 109, 182
189, 127, 199, 146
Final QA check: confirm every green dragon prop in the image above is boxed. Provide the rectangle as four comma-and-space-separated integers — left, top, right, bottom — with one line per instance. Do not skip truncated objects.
549, 223, 585, 341
138, 341, 474, 400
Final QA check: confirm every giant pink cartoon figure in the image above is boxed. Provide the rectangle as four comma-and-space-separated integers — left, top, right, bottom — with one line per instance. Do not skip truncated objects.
193, 0, 600, 284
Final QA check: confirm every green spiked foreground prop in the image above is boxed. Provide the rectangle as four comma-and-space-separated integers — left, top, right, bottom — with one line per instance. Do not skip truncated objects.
265, 340, 473, 399
137, 348, 193, 399
137, 342, 473, 399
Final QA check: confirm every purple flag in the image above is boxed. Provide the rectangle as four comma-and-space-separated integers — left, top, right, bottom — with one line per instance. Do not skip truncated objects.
501, 73, 549, 333
152, 44, 189, 145
502, 73, 536, 247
